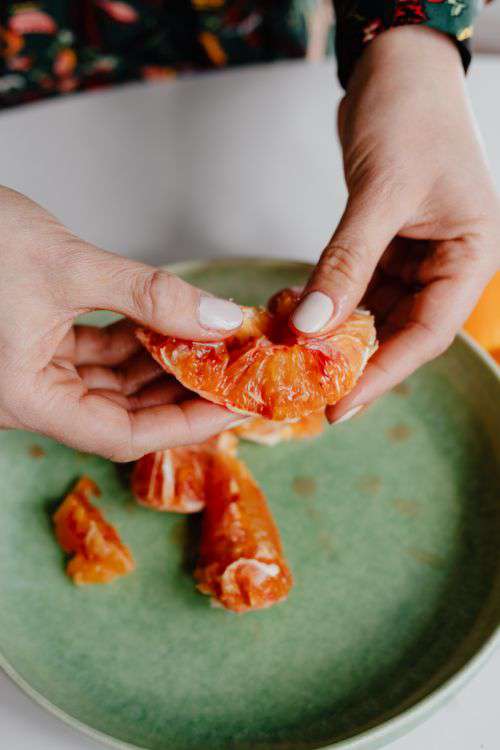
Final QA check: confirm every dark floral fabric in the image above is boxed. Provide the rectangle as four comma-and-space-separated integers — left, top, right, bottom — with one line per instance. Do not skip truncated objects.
0, 1, 485, 108
333, 0, 483, 88
0, 1, 321, 107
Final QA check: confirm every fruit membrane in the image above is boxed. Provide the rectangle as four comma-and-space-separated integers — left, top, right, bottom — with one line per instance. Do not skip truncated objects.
137, 288, 377, 421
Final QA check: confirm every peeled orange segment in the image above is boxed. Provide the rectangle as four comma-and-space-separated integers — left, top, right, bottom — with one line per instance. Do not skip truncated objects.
53, 477, 135, 585
131, 432, 238, 513
131, 449, 205, 513
137, 288, 377, 421
234, 411, 325, 446
195, 452, 293, 612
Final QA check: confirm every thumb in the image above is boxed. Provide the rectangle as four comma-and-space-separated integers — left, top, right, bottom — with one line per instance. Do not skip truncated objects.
291, 189, 405, 335
58, 243, 243, 339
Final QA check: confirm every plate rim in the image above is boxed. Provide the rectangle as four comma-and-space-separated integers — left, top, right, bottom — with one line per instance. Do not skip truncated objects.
1, 255, 499, 750
2, 625, 498, 750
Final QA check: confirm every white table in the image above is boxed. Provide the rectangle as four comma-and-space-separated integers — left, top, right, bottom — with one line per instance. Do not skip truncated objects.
0, 56, 498, 749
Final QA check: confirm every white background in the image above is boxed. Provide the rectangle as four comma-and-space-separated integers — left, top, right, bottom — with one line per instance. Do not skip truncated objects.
0, 10, 499, 749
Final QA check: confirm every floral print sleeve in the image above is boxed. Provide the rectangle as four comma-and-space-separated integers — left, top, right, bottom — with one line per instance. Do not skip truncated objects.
0, 1, 317, 108
333, 1, 486, 89
0, 2, 490, 108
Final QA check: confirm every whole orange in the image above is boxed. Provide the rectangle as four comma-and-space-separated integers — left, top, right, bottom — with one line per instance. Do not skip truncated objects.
464, 273, 500, 364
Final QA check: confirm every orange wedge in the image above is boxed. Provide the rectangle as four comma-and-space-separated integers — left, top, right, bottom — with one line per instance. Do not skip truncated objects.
234, 410, 325, 446
137, 288, 377, 421
53, 477, 135, 584
195, 451, 293, 612
131, 432, 237, 512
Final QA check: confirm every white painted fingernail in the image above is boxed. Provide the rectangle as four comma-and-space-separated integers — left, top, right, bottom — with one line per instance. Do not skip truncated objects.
198, 297, 243, 331
332, 405, 363, 425
228, 416, 252, 428
291, 292, 334, 333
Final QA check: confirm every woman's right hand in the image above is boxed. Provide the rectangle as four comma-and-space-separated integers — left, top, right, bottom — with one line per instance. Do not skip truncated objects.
291, 27, 500, 423
0, 186, 245, 461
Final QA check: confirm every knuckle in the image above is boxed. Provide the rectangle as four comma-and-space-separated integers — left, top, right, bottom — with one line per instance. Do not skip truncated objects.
131, 269, 165, 324
454, 236, 485, 264
93, 412, 136, 463
110, 414, 147, 463
321, 243, 367, 289
106, 435, 136, 463
434, 235, 495, 279
408, 320, 454, 362
465, 232, 500, 273
178, 407, 195, 445
131, 269, 180, 325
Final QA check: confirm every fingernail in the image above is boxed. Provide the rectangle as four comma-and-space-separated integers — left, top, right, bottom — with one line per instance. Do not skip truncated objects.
291, 292, 334, 333
228, 416, 252, 428
198, 296, 243, 331
331, 405, 363, 425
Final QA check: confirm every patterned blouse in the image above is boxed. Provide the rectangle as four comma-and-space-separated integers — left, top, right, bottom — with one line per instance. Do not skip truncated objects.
0, 1, 484, 108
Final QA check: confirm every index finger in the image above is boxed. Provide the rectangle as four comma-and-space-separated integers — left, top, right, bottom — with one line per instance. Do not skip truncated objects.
326, 268, 491, 423
290, 188, 407, 336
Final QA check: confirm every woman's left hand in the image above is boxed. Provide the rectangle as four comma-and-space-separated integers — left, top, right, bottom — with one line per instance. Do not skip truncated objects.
291, 26, 500, 423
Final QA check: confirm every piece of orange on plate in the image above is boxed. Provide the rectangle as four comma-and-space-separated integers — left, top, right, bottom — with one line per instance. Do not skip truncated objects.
195, 451, 293, 612
53, 477, 135, 584
131, 432, 238, 513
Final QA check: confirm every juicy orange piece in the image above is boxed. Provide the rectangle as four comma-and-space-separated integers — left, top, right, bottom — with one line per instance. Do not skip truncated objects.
234, 410, 325, 446
195, 452, 293, 612
131, 432, 238, 512
464, 273, 500, 363
137, 288, 377, 421
53, 477, 135, 584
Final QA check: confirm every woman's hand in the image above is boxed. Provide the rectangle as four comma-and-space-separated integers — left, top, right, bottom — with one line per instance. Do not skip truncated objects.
292, 26, 500, 423
0, 187, 244, 460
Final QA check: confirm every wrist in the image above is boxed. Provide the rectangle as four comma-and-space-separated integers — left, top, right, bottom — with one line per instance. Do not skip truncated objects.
349, 25, 464, 94
375, 25, 460, 62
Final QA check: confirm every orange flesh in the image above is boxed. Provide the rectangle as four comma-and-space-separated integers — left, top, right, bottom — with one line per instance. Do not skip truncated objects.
131, 432, 238, 513
53, 477, 135, 584
234, 410, 325, 446
464, 272, 500, 363
195, 452, 293, 612
137, 288, 377, 421
131, 446, 208, 513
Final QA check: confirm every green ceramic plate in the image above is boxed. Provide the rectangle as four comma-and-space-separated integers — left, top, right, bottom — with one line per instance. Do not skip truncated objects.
1, 259, 499, 750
